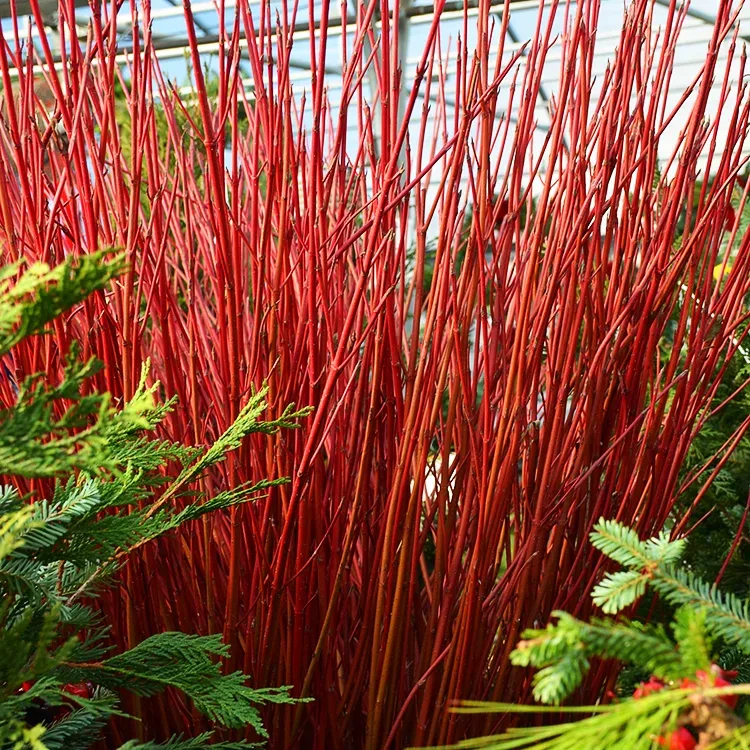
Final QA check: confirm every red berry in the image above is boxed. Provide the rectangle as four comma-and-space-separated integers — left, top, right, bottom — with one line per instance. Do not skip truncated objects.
53, 682, 92, 719
61, 683, 90, 700
633, 676, 664, 699
710, 664, 738, 681
682, 665, 740, 709
21, 681, 34, 692
713, 676, 738, 709
662, 728, 697, 750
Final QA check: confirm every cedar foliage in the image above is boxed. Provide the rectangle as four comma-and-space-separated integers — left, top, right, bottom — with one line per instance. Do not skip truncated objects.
0, 253, 310, 749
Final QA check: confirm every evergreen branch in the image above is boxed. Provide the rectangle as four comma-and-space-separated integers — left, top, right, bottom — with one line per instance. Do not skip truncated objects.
651, 568, 750, 652
0, 503, 36, 563
118, 733, 262, 749
0, 251, 126, 356
589, 519, 654, 569
591, 570, 651, 614
511, 612, 683, 704
432, 686, 750, 749
672, 606, 713, 675
38, 697, 119, 750
145, 390, 312, 518
588, 521, 750, 654
63, 633, 295, 735
0, 254, 309, 746
118, 479, 286, 558
64, 480, 286, 603
452, 521, 750, 748
644, 532, 687, 566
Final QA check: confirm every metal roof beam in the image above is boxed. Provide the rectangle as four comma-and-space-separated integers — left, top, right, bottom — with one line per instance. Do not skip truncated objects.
653, 0, 750, 45
0, 0, 88, 18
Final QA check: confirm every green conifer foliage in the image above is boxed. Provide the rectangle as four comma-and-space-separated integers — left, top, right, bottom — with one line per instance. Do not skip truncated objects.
0, 253, 311, 748
432, 520, 750, 750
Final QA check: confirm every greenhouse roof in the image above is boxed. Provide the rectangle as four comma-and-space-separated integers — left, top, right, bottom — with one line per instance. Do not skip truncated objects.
1, 0, 748, 183
3, 1, 742, 73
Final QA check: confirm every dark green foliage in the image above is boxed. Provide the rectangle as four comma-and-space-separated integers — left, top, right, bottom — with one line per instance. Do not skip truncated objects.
0, 254, 311, 749
675, 344, 750, 597
663, 180, 750, 596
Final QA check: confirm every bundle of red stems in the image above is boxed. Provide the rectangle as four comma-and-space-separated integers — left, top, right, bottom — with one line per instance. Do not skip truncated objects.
1, 0, 749, 746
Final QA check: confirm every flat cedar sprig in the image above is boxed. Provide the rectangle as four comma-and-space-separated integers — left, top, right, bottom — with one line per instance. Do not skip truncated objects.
0, 255, 307, 748
0, 252, 127, 358
5, 0, 750, 746
57, 632, 294, 735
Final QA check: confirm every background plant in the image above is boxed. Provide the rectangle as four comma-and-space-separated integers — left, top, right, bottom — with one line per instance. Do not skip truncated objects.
0, 252, 308, 748
671, 344, 750, 598
3, 0, 750, 747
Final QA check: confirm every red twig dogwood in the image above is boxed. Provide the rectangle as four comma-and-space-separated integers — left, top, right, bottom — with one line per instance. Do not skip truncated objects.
2, 0, 750, 746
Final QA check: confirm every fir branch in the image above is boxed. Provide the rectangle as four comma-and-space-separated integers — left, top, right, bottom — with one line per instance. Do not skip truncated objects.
672, 606, 713, 675
590, 520, 750, 652
651, 568, 750, 652
39, 698, 119, 750
0, 502, 36, 563
62, 633, 295, 735
512, 612, 683, 704
591, 570, 651, 614
589, 519, 654, 569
